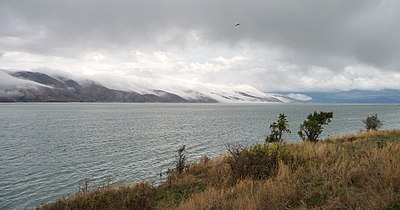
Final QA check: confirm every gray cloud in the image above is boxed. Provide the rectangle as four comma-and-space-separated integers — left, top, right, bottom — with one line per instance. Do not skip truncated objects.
1, 0, 399, 92
0, 70, 48, 89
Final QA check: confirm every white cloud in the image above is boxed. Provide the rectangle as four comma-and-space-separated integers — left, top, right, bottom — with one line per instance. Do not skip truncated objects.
2, 47, 400, 94
0, 89, 23, 97
0, 70, 51, 97
286, 93, 312, 101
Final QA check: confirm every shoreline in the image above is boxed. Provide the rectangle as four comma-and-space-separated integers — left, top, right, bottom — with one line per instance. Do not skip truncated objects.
38, 129, 400, 210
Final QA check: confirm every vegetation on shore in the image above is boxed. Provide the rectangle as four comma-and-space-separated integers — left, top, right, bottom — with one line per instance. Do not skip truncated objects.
38, 129, 400, 210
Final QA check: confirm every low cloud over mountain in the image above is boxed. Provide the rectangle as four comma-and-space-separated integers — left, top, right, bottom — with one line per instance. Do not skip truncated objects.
2, 70, 398, 103
0, 70, 304, 103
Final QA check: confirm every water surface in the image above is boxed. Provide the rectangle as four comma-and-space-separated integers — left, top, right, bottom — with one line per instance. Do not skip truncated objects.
0, 103, 399, 209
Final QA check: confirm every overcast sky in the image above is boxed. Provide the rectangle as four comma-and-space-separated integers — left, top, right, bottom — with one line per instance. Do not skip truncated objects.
1, 0, 400, 92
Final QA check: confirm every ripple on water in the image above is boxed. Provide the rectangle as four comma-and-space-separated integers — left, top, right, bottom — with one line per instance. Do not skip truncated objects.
1, 103, 399, 209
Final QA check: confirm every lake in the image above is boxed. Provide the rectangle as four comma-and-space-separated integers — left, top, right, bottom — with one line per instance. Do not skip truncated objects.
0, 103, 399, 209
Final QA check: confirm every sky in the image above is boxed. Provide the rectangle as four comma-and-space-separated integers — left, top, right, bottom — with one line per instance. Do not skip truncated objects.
1, 0, 400, 93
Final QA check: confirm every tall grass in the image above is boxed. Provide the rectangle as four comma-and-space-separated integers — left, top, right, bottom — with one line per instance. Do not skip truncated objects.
38, 130, 400, 210
39, 182, 154, 210
179, 130, 400, 209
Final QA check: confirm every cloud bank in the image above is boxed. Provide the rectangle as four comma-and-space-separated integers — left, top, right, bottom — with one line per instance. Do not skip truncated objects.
1, 0, 399, 92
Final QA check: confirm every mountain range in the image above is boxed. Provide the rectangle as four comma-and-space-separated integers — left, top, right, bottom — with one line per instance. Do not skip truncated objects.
3, 70, 398, 103
0, 71, 300, 103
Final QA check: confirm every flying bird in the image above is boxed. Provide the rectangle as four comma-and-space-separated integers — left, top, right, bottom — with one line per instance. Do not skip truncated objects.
235, 23, 240, 27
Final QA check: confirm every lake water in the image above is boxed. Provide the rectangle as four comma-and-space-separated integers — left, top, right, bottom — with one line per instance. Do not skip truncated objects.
0, 103, 399, 209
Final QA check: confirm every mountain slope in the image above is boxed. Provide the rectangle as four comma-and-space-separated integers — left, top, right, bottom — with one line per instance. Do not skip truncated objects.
0, 71, 288, 103
0, 71, 199, 102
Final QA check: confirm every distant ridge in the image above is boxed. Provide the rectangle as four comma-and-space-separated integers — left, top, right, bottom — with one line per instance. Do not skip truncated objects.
0, 71, 295, 103
0, 71, 210, 102
4, 71, 397, 103
276, 90, 400, 104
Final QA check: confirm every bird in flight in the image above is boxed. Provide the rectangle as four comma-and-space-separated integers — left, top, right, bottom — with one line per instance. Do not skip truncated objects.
235, 23, 240, 27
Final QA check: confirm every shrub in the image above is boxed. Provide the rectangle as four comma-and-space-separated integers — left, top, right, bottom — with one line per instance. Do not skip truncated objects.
266, 113, 291, 143
226, 143, 298, 181
175, 145, 187, 174
298, 111, 333, 142
363, 114, 382, 131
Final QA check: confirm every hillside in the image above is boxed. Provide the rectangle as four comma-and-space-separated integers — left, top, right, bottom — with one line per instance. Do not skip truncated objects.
38, 130, 400, 210
0, 71, 215, 103
0, 71, 303, 103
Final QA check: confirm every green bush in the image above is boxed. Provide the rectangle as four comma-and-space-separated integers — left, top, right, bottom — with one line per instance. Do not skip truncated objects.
266, 113, 291, 143
298, 111, 333, 142
227, 143, 299, 181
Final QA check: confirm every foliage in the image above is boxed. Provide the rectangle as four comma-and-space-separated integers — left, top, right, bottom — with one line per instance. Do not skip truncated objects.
298, 111, 333, 142
175, 145, 187, 174
226, 143, 300, 182
227, 143, 280, 181
363, 114, 383, 131
266, 113, 291, 143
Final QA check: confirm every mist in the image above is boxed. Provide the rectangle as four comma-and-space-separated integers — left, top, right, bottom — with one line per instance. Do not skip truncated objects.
1, 0, 400, 93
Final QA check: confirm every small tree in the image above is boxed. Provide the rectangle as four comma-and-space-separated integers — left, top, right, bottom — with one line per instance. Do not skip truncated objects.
363, 114, 382, 131
266, 113, 291, 143
175, 145, 187, 174
298, 111, 333, 142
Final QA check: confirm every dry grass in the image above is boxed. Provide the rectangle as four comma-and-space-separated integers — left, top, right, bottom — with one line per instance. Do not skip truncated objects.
38, 130, 400, 210
38, 182, 154, 210
179, 130, 400, 210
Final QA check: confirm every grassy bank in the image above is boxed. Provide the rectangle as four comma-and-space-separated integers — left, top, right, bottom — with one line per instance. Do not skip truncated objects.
38, 130, 400, 210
